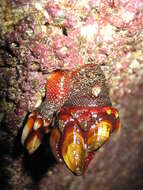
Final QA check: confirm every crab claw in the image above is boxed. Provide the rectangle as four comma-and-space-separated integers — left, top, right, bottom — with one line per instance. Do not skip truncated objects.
21, 112, 50, 154
50, 126, 62, 162
61, 124, 86, 175
21, 112, 37, 146
87, 120, 112, 152
26, 128, 43, 154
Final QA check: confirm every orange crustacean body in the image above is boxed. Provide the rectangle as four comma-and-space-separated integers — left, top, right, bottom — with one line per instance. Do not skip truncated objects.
50, 106, 120, 175
21, 64, 120, 175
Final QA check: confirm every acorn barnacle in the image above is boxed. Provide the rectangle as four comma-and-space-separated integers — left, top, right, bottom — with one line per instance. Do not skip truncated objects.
21, 64, 120, 175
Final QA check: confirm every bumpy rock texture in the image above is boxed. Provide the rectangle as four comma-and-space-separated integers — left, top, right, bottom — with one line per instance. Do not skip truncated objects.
0, 0, 143, 190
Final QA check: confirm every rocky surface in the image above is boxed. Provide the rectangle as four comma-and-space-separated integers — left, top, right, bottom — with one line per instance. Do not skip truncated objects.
0, 0, 143, 189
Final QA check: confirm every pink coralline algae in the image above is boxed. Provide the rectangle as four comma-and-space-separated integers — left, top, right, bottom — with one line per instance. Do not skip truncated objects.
3, 0, 143, 76
0, 0, 143, 132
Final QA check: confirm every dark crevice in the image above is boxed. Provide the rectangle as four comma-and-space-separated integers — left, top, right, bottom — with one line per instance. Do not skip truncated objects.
22, 134, 57, 181
62, 27, 68, 36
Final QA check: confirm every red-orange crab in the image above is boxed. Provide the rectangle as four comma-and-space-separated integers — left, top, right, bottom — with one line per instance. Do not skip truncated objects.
21, 64, 120, 175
